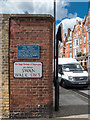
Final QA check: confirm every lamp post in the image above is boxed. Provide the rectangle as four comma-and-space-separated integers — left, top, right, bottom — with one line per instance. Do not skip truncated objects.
54, 0, 56, 86
54, 0, 59, 111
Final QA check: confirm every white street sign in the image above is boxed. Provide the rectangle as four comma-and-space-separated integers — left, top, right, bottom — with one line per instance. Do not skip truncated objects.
14, 62, 42, 78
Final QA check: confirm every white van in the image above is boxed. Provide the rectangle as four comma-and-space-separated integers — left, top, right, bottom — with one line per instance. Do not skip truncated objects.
58, 58, 89, 88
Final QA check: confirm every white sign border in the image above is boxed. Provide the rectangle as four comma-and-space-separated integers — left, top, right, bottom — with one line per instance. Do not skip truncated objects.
13, 62, 42, 78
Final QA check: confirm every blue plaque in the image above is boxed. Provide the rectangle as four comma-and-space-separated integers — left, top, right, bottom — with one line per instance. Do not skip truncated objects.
17, 45, 39, 59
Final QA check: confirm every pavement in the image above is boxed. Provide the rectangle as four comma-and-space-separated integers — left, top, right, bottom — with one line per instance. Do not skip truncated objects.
52, 86, 89, 120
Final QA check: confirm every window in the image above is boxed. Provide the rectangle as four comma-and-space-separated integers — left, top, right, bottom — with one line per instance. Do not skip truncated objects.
76, 31, 78, 38
58, 65, 62, 73
80, 48, 82, 53
84, 46, 86, 54
76, 49, 79, 54
80, 38, 82, 44
69, 44, 72, 49
69, 52, 72, 58
86, 25, 88, 31
76, 40, 78, 45
67, 53, 68, 58
73, 40, 75, 46
73, 49, 75, 57
60, 48, 62, 53
66, 45, 68, 50
62, 63, 83, 71
84, 36, 86, 43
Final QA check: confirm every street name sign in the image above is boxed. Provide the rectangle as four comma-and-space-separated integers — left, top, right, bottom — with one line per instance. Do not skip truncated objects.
14, 62, 42, 78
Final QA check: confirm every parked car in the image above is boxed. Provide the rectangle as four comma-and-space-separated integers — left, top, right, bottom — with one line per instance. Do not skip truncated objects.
58, 58, 89, 88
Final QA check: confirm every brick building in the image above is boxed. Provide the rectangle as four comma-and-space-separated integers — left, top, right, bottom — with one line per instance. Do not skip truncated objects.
59, 10, 89, 70
59, 43, 65, 58
59, 28, 73, 58
65, 41, 72, 58
59, 28, 72, 58
0, 14, 54, 119
72, 15, 88, 69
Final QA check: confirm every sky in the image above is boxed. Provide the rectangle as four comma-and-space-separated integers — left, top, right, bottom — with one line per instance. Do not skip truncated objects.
56, 2, 88, 24
56, 2, 89, 38
0, 0, 89, 38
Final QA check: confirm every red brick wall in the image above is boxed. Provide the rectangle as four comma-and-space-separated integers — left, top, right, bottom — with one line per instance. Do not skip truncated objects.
10, 15, 53, 118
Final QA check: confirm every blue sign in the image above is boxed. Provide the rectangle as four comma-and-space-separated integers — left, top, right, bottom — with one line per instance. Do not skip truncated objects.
17, 45, 39, 59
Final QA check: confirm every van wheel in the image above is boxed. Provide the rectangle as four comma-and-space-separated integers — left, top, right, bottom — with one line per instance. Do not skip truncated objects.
61, 80, 67, 88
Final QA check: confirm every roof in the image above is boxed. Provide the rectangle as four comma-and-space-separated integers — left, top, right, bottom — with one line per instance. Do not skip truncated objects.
58, 58, 78, 64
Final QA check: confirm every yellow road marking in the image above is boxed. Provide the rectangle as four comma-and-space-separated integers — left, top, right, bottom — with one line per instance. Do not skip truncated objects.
71, 90, 89, 101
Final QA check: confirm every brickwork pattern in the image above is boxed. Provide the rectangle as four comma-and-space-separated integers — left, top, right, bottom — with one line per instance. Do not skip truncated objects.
0, 14, 10, 118
0, 14, 3, 119
9, 16, 53, 118
0, 14, 53, 119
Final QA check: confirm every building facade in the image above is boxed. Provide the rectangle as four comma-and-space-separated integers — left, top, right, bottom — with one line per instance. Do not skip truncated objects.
59, 10, 89, 70
72, 16, 88, 69
65, 41, 72, 58
59, 43, 65, 58
59, 29, 73, 58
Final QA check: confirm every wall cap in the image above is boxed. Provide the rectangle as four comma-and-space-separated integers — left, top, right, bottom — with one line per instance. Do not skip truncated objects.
0, 14, 54, 22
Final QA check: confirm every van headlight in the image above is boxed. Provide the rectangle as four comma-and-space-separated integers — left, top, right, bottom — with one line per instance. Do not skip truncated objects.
68, 76, 74, 81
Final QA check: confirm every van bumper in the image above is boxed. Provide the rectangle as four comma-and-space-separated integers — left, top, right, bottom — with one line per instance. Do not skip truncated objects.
65, 80, 89, 87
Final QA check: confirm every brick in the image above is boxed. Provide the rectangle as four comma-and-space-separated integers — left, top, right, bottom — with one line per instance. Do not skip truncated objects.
9, 16, 53, 118
0, 14, 9, 118
0, 14, 54, 119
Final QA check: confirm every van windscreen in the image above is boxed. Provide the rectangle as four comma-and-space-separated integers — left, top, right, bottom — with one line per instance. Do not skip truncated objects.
62, 63, 84, 71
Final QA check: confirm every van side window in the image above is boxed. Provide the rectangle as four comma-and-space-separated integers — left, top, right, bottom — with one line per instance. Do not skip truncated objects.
58, 65, 62, 73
